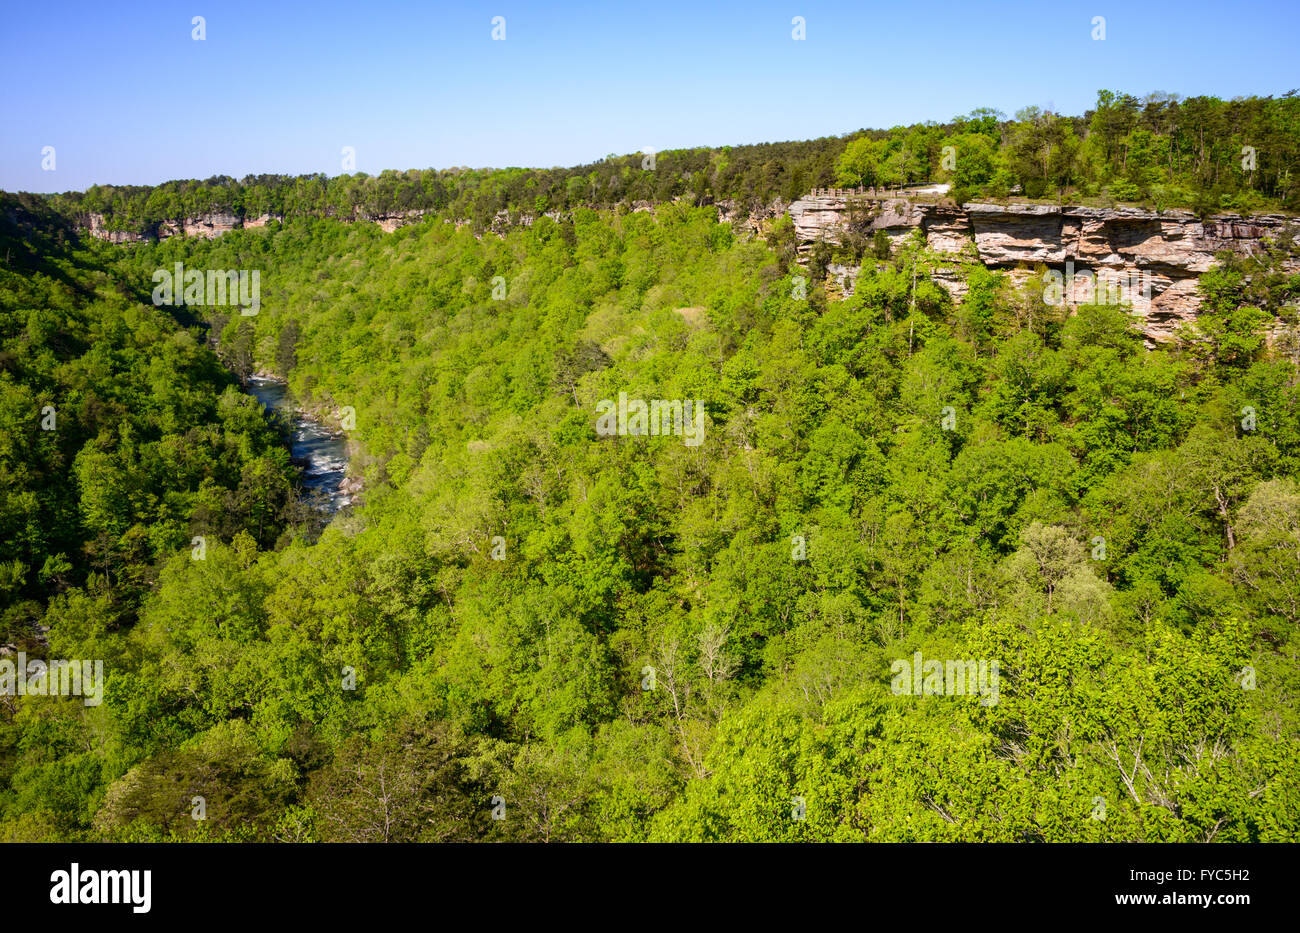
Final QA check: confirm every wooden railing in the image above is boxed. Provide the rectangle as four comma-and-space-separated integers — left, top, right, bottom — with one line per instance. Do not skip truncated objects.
809, 187, 944, 201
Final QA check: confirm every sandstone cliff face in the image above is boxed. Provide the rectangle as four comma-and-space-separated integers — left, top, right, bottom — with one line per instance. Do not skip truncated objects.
88, 213, 148, 244
786, 193, 1299, 342
365, 210, 425, 233
87, 211, 280, 242
157, 212, 241, 238
189, 211, 239, 237
716, 198, 789, 236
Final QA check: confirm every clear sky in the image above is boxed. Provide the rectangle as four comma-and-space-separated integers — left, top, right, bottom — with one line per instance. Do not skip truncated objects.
3, 0, 1297, 193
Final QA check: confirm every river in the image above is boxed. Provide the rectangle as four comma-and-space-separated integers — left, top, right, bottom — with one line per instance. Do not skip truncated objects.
245, 375, 353, 513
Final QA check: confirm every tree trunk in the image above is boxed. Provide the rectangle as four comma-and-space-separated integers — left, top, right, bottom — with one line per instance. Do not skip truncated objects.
1214, 485, 1236, 550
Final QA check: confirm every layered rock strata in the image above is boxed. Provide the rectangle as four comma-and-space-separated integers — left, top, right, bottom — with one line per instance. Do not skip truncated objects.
787, 192, 1298, 342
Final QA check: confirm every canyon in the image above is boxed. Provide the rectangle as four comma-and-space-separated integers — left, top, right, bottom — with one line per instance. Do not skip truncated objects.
80, 191, 1298, 344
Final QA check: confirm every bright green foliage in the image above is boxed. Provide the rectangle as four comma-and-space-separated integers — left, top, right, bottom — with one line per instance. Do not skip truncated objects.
0, 176, 1298, 843
48, 90, 1300, 239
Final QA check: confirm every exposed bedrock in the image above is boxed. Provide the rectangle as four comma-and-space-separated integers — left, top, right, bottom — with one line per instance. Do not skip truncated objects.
786, 192, 1299, 342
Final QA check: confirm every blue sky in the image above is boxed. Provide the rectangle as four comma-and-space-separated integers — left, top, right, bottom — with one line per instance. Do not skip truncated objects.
3, 0, 1297, 192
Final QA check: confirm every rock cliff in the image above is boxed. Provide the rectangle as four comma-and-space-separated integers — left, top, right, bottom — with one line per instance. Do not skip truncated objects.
87, 212, 149, 244
87, 211, 280, 243
716, 198, 790, 237
786, 192, 1299, 342
362, 209, 426, 233
84, 207, 437, 241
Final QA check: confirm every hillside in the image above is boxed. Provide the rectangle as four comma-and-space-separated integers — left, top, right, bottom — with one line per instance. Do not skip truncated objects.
1, 172, 1299, 841
36, 90, 1300, 243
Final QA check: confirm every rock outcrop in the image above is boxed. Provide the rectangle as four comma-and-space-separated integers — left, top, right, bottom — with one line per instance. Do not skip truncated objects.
158, 212, 241, 239
716, 198, 789, 236
87, 213, 149, 244
363, 209, 426, 233
87, 211, 280, 243
787, 192, 1299, 342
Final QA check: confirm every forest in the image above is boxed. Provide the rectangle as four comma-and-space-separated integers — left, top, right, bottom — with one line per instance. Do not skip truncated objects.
2, 89, 1300, 841
46, 89, 1300, 239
